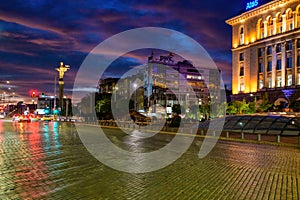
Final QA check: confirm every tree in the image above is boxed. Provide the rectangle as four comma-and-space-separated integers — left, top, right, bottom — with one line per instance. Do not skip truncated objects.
172, 104, 181, 115
95, 93, 113, 120
227, 102, 238, 115
226, 100, 255, 115
258, 93, 272, 112
247, 102, 256, 114
290, 100, 300, 112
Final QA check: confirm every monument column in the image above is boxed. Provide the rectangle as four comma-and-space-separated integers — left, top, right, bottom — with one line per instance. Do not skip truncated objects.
56, 62, 70, 113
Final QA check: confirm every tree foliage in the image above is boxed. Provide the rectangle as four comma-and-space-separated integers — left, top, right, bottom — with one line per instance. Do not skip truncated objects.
257, 93, 272, 112
172, 104, 181, 115
227, 99, 256, 115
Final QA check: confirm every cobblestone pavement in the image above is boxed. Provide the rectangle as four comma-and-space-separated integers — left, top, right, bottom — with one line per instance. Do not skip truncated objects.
0, 120, 299, 199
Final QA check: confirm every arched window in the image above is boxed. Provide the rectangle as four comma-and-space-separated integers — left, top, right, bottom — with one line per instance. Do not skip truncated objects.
240, 26, 244, 45
267, 16, 273, 36
257, 19, 264, 39
286, 9, 294, 31
276, 13, 283, 34
296, 5, 300, 28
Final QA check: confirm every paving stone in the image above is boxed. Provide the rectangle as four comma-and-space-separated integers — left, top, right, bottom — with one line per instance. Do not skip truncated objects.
0, 122, 299, 199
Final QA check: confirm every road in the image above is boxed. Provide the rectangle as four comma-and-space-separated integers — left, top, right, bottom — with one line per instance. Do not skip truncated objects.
0, 120, 299, 199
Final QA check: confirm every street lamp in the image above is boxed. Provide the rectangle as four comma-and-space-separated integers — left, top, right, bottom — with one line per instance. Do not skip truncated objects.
250, 93, 258, 103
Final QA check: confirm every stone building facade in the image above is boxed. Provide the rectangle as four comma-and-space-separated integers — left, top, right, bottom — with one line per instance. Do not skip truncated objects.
226, 0, 300, 105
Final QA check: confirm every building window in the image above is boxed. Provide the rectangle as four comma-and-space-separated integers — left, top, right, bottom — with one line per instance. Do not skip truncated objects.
267, 17, 273, 36
289, 23, 294, 31
277, 76, 282, 87
258, 63, 264, 73
239, 67, 244, 76
286, 41, 293, 51
257, 19, 264, 39
287, 10, 294, 31
276, 44, 281, 53
297, 55, 300, 67
240, 27, 244, 45
297, 40, 300, 48
276, 59, 282, 70
267, 46, 272, 55
240, 80, 244, 92
268, 77, 272, 88
286, 57, 293, 68
239, 53, 244, 61
298, 74, 300, 85
259, 79, 264, 89
267, 61, 272, 71
287, 74, 293, 86
258, 48, 263, 57
277, 14, 283, 33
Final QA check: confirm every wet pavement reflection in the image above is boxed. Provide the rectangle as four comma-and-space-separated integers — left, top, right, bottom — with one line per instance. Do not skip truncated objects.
0, 121, 299, 199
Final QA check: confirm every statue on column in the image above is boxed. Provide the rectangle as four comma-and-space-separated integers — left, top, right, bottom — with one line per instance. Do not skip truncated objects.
56, 62, 70, 114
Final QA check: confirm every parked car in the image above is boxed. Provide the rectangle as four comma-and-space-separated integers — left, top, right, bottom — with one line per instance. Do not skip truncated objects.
0, 112, 5, 119
29, 114, 39, 122
41, 115, 53, 121
12, 114, 21, 122
19, 115, 30, 122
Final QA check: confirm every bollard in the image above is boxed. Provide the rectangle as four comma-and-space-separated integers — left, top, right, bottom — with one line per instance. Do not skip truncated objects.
226, 132, 229, 138
258, 134, 261, 141
277, 135, 280, 143
241, 132, 244, 140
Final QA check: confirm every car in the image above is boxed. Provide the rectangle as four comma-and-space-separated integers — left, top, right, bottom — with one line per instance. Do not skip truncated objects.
41, 115, 53, 121
0, 113, 5, 119
18, 115, 30, 122
29, 114, 39, 122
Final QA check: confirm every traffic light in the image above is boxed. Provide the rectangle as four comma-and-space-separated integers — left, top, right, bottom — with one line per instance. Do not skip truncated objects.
31, 91, 37, 98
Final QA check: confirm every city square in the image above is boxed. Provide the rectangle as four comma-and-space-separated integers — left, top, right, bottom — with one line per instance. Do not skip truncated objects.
1, 0, 300, 199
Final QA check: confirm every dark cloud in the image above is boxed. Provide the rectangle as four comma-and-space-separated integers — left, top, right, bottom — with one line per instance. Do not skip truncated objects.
0, 0, 243, 100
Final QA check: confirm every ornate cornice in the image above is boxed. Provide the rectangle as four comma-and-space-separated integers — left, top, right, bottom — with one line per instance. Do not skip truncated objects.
226, 0, 298, 25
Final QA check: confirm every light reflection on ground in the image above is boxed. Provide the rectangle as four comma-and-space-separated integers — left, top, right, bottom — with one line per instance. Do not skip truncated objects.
0, 121, 299, 199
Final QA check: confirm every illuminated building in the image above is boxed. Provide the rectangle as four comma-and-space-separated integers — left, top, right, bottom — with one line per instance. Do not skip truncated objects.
226, 0, 300, 104
37, 94, 71, 115
99, 52, 220, 115
145, 52, 210, 109
98, 78, 119, 94
144, 52, 222, 115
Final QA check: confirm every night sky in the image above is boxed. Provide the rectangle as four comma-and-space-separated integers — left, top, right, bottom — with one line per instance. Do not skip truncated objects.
0, 0, 249, 101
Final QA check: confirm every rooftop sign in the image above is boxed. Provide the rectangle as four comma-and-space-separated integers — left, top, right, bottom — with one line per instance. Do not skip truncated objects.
246, 0, 259, 11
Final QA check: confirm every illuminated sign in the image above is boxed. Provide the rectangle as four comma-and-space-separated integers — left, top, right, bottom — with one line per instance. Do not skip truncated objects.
246, 0, 259, 10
